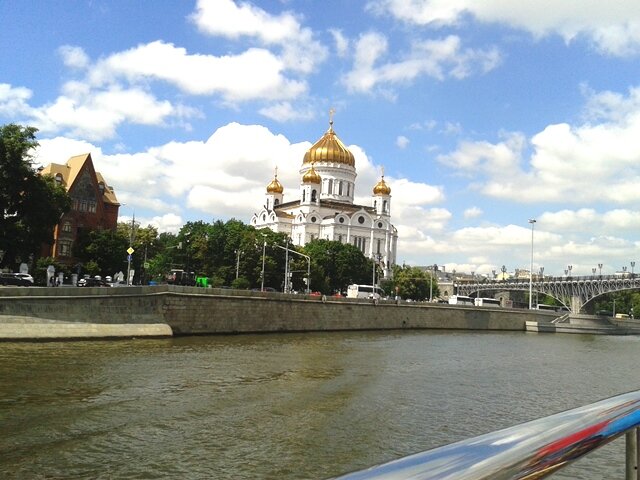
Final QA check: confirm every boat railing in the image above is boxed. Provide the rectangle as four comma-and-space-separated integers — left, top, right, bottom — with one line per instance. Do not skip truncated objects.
332, 389, 640, 479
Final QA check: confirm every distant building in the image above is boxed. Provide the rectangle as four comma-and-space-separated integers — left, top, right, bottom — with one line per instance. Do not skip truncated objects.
39, 153, 119, 265
250, 117, 398, 278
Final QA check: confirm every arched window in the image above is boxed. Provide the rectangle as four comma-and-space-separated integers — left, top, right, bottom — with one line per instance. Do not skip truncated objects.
383, 200, 388, 212
373, 200, 377, 209
328, 179, 333, 194
274, 198, 279, 206
347, 183, 351, 197
311, 189, 317, 202
302, 190, 306, 202
338, 181, 343, 195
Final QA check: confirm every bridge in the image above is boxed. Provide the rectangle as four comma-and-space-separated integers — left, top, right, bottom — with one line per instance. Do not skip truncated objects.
455, 275, 640, 314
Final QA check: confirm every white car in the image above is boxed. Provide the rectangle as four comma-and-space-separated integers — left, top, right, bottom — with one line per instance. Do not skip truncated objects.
14, 273, 34, 284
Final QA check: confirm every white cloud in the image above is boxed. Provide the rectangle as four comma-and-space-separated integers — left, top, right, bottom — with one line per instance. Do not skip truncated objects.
0, 83, 33, 116
89, 41, 307, 102
463, 207, 483, 219
58, 45, 90, 69
259, 101, 316, 122
396, 135, 409, 148
190, 0, 327, 74
330, 29, 350, 57
343, 33, 501, 93
438, 85, 640, 206
366, 0, 640, 56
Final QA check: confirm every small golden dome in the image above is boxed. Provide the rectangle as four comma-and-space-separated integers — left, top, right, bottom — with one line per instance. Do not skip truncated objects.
302, 164, 321, 184
373, 176, 391, 195
266, 171, 284, 194
303, 118, 355, 167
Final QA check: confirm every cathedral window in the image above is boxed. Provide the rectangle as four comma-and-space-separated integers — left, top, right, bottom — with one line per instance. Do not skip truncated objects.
310, 216, 317, 223
302, 190, 306, 202
358, 216, 365, 224
377, 222, 383, 228
328, 179, 333, 194
338, 181, 343, 195
262, 214, 266, 221
274, 199, 279, 206
339, 217, 344, 224
383, 200, 388, 212
347, 183, 351, 196
311, 189, 317, 202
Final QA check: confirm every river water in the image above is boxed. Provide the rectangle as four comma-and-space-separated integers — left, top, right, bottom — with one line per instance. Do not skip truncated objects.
1, 330, 639, 479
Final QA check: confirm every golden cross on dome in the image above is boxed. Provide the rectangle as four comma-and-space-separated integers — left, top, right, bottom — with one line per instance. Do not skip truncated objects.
329, 107, 335, 127
274, 166, 278, 178
381, 165, 385, 178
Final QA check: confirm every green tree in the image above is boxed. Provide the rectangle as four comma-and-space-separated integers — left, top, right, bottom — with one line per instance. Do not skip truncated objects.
303, 239, 371, 294
385, 265, 439, 301
74, 227, 129, 277
0, 124, 70, 269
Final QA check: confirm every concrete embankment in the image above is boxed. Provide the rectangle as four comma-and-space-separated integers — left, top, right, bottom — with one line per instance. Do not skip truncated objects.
0, 315, 173, 340
0, 285, 553, 341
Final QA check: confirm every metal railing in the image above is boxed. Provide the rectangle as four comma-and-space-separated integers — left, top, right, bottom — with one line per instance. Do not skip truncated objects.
332, 390, 640, 479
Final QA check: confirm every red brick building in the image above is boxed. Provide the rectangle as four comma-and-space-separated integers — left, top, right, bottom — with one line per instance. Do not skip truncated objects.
40, 153, 119, 264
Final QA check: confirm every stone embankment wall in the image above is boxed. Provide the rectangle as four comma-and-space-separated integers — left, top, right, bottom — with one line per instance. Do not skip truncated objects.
0, 285, 554, 335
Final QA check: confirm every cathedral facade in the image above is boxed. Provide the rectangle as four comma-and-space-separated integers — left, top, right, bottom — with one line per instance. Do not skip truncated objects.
250, 119, 398, 278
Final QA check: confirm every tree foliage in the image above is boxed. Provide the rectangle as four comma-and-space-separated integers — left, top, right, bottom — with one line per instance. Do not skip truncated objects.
382, 265, 439, 301
0, 124, 70, 269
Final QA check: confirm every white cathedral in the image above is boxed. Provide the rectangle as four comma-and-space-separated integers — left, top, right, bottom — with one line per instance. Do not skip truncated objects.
251, 117, 398, 278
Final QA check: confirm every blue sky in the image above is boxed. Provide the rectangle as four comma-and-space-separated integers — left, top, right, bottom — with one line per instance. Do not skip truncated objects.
2, 0, 640, 278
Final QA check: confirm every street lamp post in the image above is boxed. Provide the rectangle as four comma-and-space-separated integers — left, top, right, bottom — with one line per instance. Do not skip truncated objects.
592, 267, 596, 277
622, 266, 627, 277
528, 219, 536, 310
260, 234, 267, 292
235, 249, 242, 279
501, 265, 506, 281
567, 265, 572, 278
598, 263, 603, 278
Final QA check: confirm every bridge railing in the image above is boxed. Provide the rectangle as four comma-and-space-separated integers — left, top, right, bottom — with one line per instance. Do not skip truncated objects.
332, 390, 640, 480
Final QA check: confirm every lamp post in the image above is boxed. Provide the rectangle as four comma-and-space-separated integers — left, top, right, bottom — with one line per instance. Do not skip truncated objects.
632, 261, 636, 278
501, 265, 506, 281
598, 263, 603, 278
235, 249, 242, 279
528, 218, 536, 310
622, 266, 627, 277
567, 265, 572, 278
260, 235, 267, 291
592, 267, 596, 277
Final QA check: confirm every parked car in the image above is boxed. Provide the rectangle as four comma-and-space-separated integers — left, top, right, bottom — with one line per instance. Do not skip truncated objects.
77, 277, 111, 287
14, 273, 34, 284
0, 273, 33, 286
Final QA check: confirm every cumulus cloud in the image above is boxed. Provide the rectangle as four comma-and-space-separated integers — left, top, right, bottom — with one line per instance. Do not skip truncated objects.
190, 0, 327, 74
437, 85, 640, 205
464, 207, 483, 219
366, 0, 640, 56
343, 33, 501, 93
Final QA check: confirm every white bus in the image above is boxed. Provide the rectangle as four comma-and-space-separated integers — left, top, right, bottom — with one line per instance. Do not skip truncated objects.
475, 297, 501, 307
347, 284, 385, 299
448, 295, 474, 306
537, 304, 569, 312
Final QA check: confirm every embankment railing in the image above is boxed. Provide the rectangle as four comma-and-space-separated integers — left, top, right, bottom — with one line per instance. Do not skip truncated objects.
333, 390, 640, 479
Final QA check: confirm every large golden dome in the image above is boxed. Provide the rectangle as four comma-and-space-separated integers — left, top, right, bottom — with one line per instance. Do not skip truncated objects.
266, 172, 283, 194
373, 176, 391, 195
303, 119, 355, 167
302, 164, 321, 184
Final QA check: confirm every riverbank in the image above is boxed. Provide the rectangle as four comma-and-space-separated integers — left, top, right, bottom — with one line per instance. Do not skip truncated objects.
0, 284, 551, 341
0, 314, 172, 340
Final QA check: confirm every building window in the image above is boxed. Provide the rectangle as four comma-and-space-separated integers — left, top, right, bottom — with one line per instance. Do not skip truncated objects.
328, 179, 333, 194
62, 222, 72, 233
377, 222, 383, 228
377, 238, 382, 254
338, 181, 343, 195
274, 198, 279, 206
358, 216, 365, 224
310, 216, 317, 223
338, 234, 342, 243
59, 241, 72, 256
347, 183, 351, 196
88, 201, 97, 213
339, 217, 344, 224
262, 214, 266, 221
80, 200, 87, 212
383, 200, 388, 212
55, 173, 63, 185
311, 189, 317, 202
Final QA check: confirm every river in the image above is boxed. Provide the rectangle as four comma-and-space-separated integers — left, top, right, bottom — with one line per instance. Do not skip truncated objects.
1, 330, 639, 479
